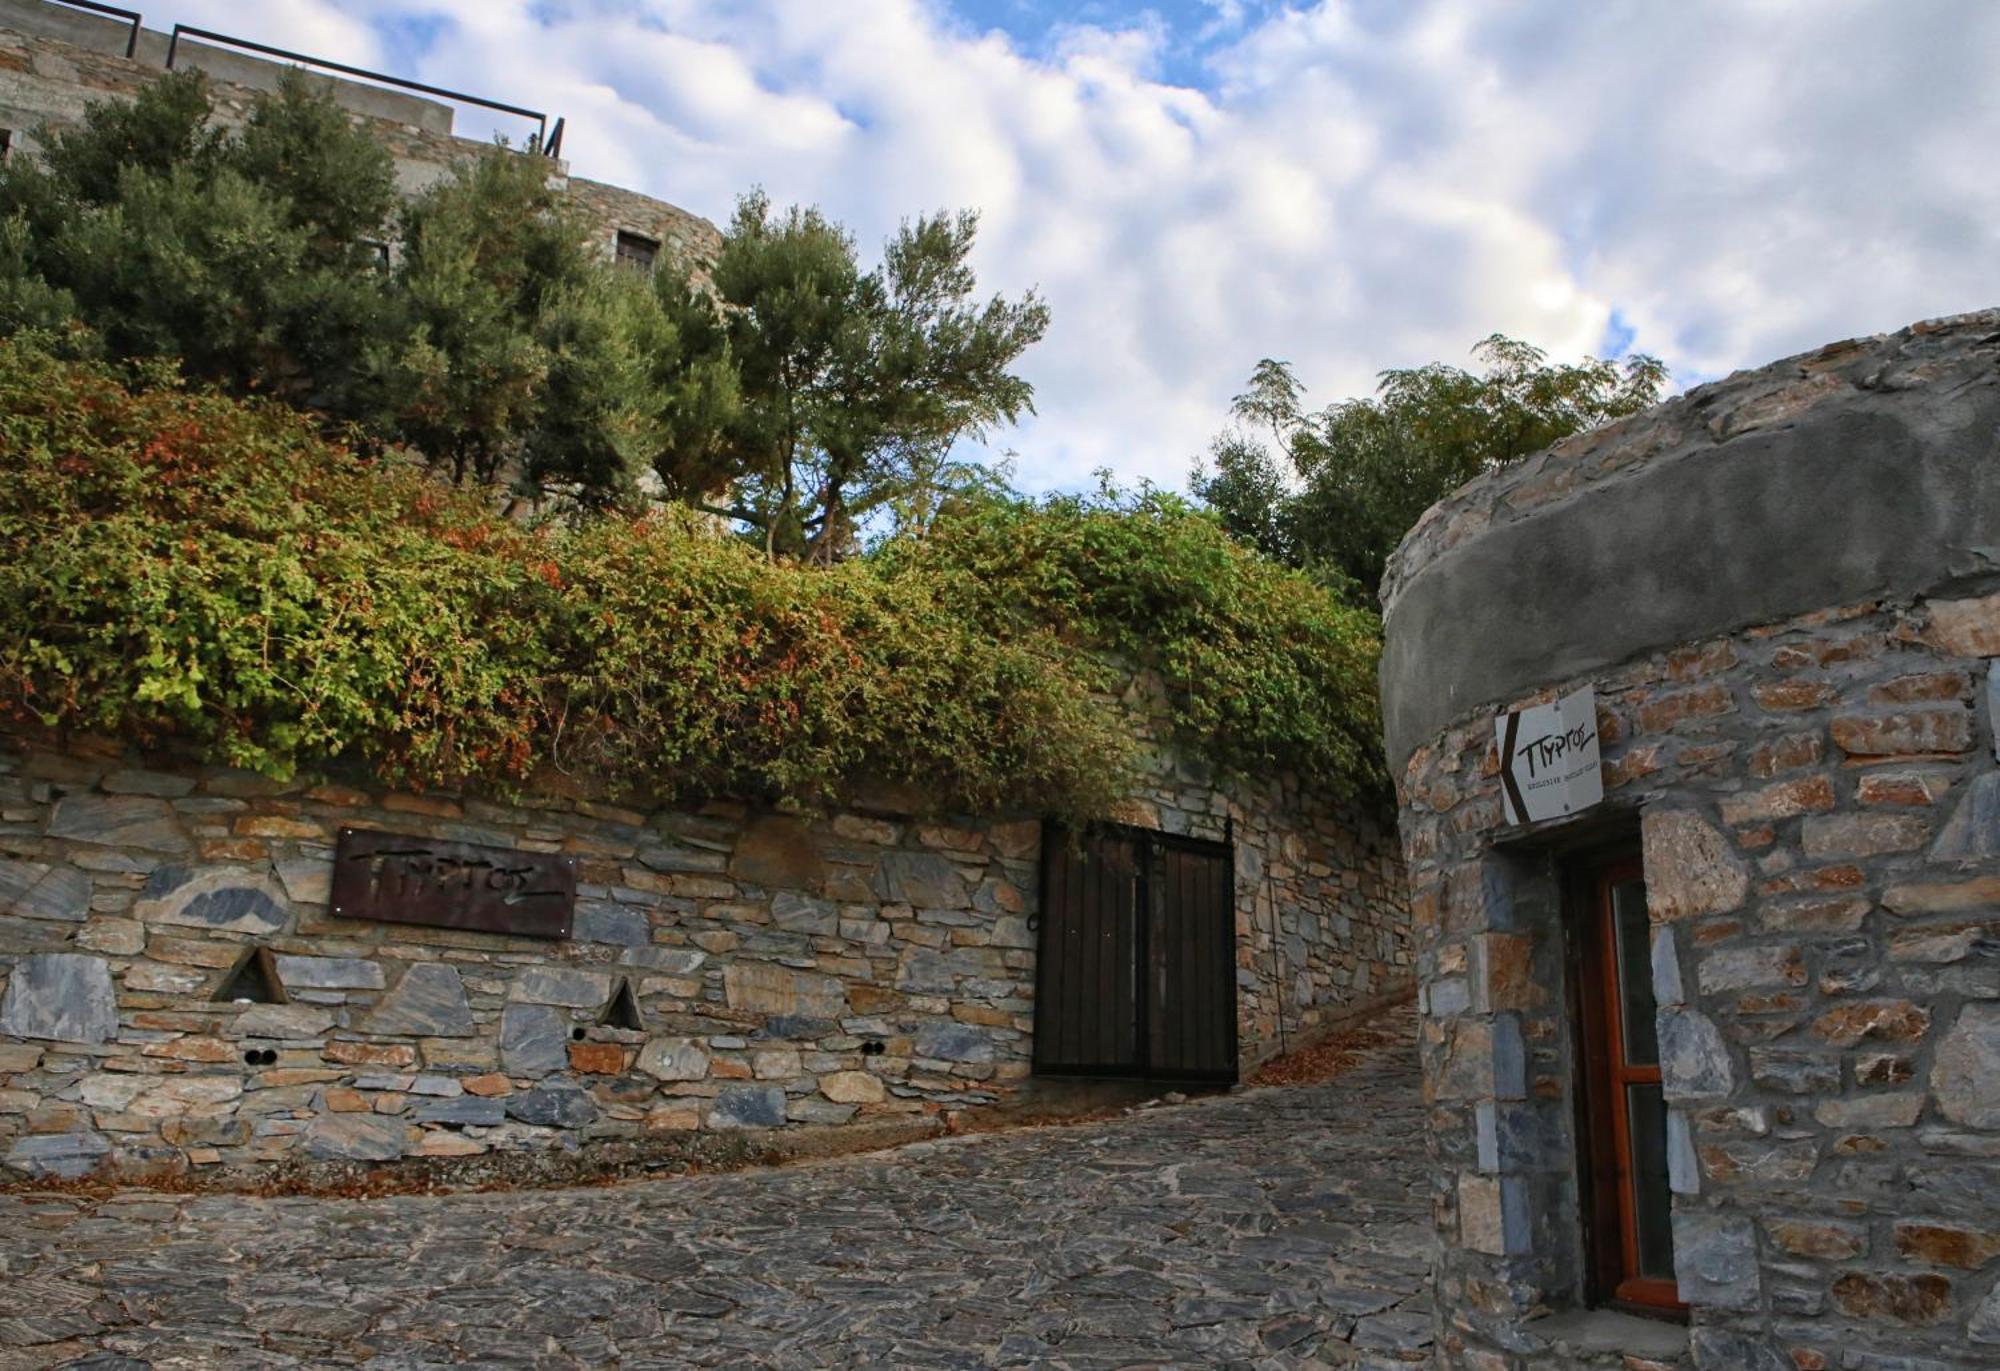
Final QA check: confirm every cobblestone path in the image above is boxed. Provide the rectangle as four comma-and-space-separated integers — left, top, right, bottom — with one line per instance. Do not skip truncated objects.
0, 1019, 1430, 1370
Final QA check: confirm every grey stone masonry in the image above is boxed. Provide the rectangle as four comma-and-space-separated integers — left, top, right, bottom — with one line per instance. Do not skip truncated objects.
0, 722, 1408, 1181
1385, 315, 2000, 1370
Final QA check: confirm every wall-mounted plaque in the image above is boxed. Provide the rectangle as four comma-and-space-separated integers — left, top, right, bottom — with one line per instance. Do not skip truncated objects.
329, 828, 576, 939
1495, 685, 1604, 827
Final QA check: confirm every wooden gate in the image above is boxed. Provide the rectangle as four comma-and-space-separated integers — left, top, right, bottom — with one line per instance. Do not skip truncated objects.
1033, 824, 1237, 1082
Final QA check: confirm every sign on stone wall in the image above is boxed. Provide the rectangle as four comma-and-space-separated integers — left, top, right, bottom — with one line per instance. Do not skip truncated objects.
329, 828, 576, 939
1496, 686, 1603, 826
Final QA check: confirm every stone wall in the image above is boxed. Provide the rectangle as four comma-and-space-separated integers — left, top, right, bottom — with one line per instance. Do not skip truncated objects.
1383, 314, 2000, 1370
1114, 679, 1411, 1060
0, 731, 1409, 1183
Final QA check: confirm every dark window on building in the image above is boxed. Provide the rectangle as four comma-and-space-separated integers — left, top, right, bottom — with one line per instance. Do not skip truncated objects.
0, 129, 11, 161
615, 229, 660, 272
360, 239, 391, 269
1571, 847, 1684, 1315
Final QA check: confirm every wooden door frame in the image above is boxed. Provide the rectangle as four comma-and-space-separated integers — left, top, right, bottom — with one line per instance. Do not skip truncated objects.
1566, 846, 1686, 1317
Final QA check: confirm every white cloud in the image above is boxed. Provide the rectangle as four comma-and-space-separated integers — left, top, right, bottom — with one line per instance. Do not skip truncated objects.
141, 0, 2000, 490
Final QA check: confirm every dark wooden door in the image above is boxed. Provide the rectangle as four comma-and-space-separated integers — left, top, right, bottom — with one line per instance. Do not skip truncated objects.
1034, 824, 1236, 1082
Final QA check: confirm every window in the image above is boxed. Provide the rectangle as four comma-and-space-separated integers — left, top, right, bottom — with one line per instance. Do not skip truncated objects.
0, 129, 11, 161
614, 229, 660, 273
1572, 849, 1683, 1314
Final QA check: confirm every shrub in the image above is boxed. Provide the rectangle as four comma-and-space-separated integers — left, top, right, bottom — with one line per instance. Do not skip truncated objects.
0, 344, 1384, 817
881, 486, 1387, 802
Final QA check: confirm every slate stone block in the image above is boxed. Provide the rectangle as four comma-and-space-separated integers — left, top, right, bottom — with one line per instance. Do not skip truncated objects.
896, 948, 957, 994
770, 891, 838, 934
723, 963, 845, 1018
134, 867, 288, 935
1933, 772, 2000, 861
788, 1097, 857, 1126
637, 1035, 709, 1081
876, 852, 967, 909
728, 816, 826, 890
415, 1096, 507, 1126
1659, 1008, 1734, 1100
0, 860, 90, 923
365, 963, 474, 1037
1933, 1002, 2000, 1128
0, 953, 117, 1043
753, 1015, 835, 1041
48, 795, 189, 853
303, 1115, 411, 1162
4, 1130, 112, 1179
1672, 1212, 1759, 1310
231, 1003, 334, 1040
101, 768, 197, 798
619, 946, 707, 975
709, 1084, 786, 1129
506, 1085, 598, 1128
914, 1022, 994, 1063
274, 956, 385, 990
501, 1004, 571, 1076
574, 903, 649, 946
274, 858, 333, 905
511, 966, 612, 1009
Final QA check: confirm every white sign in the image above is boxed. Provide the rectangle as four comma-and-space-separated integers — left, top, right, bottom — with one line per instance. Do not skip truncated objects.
1496, 685, 1604, 826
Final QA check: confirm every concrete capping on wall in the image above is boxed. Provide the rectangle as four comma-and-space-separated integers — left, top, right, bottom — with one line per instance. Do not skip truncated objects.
1379, 311, 2000, 769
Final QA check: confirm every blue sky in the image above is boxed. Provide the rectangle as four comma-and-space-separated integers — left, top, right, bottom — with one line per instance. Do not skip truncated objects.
945, 1, 1275, 86
153, 0, 1997, 491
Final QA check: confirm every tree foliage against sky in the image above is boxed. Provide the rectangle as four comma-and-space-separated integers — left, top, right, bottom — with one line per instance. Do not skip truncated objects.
1193, 337, 1668, 604
658, 192, 1049, 560
0, 72, 1047, 545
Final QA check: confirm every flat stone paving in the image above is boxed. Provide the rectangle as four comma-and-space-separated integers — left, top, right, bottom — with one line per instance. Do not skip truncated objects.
0, 1016, 1430, 1370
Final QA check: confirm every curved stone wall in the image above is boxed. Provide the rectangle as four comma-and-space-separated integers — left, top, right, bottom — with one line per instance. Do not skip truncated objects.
1382, 313, 2000, 1370
0, 733, 1409, 1183
1381, 312, 2000, 767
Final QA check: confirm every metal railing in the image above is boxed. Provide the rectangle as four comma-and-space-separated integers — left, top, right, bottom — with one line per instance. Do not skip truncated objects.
163, 23, 560, 155
41, 0, 141, 60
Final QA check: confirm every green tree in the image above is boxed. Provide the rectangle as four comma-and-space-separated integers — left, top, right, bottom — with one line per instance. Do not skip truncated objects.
659, 191, 1048, 560
1193, 336, 1667, 603
0, 69, 397, 409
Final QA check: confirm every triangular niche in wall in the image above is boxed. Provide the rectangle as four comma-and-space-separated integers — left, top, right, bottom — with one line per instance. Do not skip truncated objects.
213, 947, 288, 1005
600, 977, 645, 1031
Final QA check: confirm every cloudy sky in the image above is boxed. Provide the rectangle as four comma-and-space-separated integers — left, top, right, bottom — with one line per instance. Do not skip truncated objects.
152, 0, 1997, 492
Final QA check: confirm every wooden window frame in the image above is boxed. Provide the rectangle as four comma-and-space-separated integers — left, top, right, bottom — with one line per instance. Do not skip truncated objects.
1569, 848, 1686, 1317
614, 229, 660, 272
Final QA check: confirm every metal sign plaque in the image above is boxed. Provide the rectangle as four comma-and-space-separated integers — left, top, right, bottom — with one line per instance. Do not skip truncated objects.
1496, 685, 1604, 827
329, 828, 576, 939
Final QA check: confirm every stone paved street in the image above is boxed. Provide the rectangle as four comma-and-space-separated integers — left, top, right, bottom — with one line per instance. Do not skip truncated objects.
0, 1018, 1429, 1370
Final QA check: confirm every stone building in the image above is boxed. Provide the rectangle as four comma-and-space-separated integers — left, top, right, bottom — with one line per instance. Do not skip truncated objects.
1380, 312, 2000, 1369
0, 0, 720, 273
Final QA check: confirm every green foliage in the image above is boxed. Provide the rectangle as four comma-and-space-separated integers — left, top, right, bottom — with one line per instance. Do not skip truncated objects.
0, 70, 396, 411
0, 344, 1381, 815
0, 71, 682, 507
1194, 336, 1668, 602
660, 191, 1049, 559
877, 482, 1388, 802
0, 79, 1044, 524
